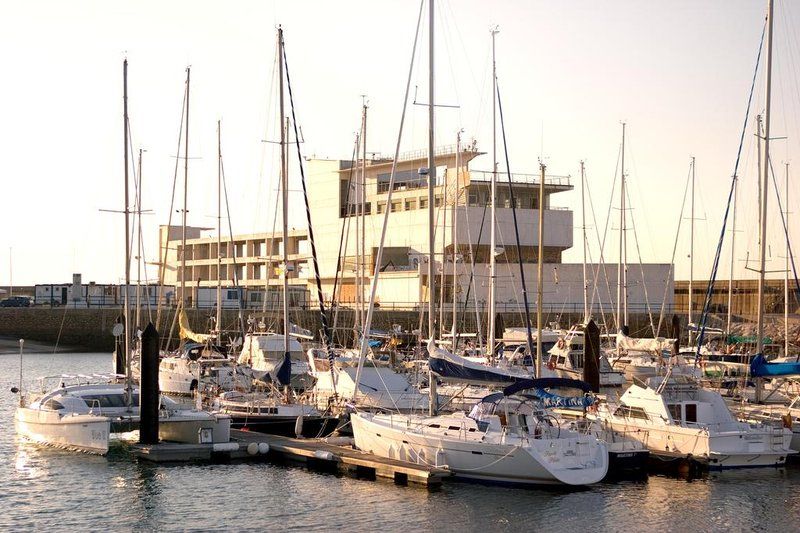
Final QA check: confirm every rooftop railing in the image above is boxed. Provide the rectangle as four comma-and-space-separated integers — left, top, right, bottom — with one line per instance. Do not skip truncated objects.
468, 170, 572, 188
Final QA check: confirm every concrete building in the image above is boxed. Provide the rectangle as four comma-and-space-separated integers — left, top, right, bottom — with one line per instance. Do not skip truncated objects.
160, 144, 674, 315
674, 279, 799, 317
158, 225, 311, 309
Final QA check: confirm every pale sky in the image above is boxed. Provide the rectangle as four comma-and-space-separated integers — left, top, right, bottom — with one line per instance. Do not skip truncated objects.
1, 0, 798, 287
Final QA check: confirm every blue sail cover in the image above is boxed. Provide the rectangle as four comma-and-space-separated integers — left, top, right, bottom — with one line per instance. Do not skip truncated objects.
428, 343, 529, 385
750, 354, 800, 377
502, 377, 592, 396
273, 352, 292, 386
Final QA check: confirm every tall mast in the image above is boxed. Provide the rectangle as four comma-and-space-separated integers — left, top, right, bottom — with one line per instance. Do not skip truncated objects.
487, 26, 499, 357
136, 148, 143, 331
755, 0, 775, 404
439, 149, 448, 337
123, 59, 132, 408
354, 113, 362, 333
278, 28, 290, 370
537, 162, 545, 377
785, 161, 790, 357
580, 160, 589, 322
757, 0, 774, 358
181, 67, 190, 310
452, 131, 461, 337
689, 156, 695, 344
727, 175, 738, 337
216, 120, 222, 335
756, 114, 763, 250
427, 0, 437, 415
617, 122, 627, 334
359, 102, 368, 336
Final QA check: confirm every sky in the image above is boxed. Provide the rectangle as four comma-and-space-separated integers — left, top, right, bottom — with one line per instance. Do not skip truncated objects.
1, 0, 799, 287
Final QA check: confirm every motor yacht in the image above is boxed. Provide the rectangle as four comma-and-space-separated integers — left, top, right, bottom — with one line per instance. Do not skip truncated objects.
596, 374, 794, 469
14, 376, 231, 455
160, 342, 252, 396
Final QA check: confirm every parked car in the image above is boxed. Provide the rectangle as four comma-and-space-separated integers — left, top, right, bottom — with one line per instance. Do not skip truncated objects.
0, 296, 31, 307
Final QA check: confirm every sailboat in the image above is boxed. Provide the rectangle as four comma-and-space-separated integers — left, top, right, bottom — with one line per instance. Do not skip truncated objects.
213, 27, 342, 437
351, 2, 608, 486
155, 75, 253, 396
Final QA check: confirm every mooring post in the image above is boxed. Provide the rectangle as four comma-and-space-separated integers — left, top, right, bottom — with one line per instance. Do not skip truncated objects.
139, 322, 160, 445
584, 320, 600, 393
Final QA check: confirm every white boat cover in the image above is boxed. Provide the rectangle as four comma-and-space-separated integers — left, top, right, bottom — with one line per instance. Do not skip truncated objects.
616, 333, 674, 354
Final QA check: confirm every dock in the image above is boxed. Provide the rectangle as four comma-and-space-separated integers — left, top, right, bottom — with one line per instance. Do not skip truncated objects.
131, 429, 450, 487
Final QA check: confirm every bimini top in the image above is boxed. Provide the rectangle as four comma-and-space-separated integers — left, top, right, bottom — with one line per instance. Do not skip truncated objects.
503, 377, 592, 396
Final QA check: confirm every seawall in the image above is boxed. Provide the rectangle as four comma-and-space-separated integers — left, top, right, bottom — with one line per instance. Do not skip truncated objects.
0, 307, 702, 352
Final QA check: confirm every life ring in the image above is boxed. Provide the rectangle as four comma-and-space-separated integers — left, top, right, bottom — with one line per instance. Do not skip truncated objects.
557, 338, 566, 350
547, 360, 556, 371
587, 403, 598, 415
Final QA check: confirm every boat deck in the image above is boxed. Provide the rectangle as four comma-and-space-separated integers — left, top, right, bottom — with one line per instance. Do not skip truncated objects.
131, 429, 450, 487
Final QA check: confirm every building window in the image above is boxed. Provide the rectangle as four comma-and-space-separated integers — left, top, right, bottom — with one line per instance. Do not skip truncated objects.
227, 290, 240, 300
434, 195, 443, 207
420, 197, 428, 209
390, 201, 401, 212
376, 169, 428, 193
377, 202, 386, 214
404, 199, 416, 210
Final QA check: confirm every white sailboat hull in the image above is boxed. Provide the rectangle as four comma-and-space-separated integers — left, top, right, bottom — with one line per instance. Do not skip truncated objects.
352, 413, 607, 486
15, 407, 110, 455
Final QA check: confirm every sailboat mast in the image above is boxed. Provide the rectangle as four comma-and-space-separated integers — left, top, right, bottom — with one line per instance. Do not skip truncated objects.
785, 161, 790, 356
689, 156, 695, 344
427, 0, 437, 415
488, 27, 498, 357
756, 0, 774, 358
617, 122, 626, 333
580, 160, 589, 322
181, 67, 190, 310
136, 148, 143, 331
278, 28, 290, 364
217, 120, 222, 334
537, 162, 545, 377
123, 59, 132, 408
354, 110, 363, 333
452, 131, 461, 337
360, 103, 368, 337
727, 175, 738, 337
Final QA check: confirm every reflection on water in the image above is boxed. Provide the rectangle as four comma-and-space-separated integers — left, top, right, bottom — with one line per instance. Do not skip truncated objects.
3, 352, 800, 530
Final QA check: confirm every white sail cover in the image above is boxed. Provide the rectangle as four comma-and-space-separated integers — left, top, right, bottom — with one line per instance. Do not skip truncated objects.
616, 333, 674, 354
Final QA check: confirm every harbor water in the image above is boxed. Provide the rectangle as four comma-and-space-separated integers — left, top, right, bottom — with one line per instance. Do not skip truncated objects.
3, 351, 800, 532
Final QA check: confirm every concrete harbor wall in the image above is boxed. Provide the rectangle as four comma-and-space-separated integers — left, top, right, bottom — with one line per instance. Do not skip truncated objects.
0, 307, 700, 352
